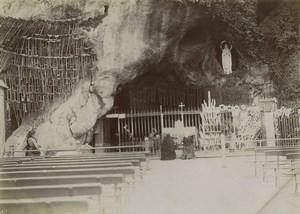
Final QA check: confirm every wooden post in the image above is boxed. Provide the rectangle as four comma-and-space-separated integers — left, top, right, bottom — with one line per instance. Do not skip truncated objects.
264, 112, 276, 146
94, 118, 104, 154
130, 110, 134, 143
147, 111, 149, 130
117, 117, 121, 153
260, 98, 277, 146
0, 79, 8, 157
221, 134, 226, 168
265, 154, 268, 182
276, 153, 280, 187
160, 105, 164, 134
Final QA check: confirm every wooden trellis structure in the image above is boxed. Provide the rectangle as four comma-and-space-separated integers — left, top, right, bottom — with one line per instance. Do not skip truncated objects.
0, 17, 97, 126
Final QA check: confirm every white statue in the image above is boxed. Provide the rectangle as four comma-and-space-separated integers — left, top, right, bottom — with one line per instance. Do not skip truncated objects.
220, 41, 233, 75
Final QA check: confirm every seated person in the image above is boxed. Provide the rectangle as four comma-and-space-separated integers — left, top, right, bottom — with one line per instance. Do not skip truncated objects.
181, 136, 195, 159
24, 130, 41, 156
161, 134, 176, 160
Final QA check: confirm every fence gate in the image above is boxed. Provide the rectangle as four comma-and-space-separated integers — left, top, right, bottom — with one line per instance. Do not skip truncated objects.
103, 105, 204, 154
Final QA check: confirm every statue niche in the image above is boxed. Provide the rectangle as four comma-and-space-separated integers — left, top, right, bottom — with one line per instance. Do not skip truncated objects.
220, 41, 233, 75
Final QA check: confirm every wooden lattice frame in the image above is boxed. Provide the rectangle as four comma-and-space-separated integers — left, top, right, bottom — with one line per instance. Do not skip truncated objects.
0, 17, 97, 126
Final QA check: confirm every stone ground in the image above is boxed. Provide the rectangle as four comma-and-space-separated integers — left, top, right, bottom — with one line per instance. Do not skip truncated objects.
257, 178, 300, 214
120, 154, 299, 214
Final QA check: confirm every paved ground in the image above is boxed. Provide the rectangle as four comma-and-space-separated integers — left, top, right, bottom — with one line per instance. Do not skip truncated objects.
121, 155, 298, 214
258, 178, 300, 214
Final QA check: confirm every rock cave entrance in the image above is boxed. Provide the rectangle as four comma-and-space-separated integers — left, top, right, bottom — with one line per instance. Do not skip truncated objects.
102, 22, 244, 146
112, 71, 212, 112
111, 22, 243, 113
102, 68, 214, 147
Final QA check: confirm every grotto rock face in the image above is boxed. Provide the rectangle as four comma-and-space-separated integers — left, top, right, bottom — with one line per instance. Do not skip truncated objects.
0, 0, 299, 152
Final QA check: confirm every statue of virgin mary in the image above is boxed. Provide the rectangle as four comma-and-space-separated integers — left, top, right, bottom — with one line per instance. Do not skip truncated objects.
220, 41, 233, 75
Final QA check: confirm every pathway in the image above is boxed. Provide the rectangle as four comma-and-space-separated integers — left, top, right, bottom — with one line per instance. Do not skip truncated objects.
258, 178, 300, 214
121, 156, 288, 214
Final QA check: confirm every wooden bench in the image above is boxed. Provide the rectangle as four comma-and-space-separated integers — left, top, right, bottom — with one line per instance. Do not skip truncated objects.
24, 156, 148, 172
271, 166, 300, 192
0, 198, 89, 214
0, 183, 103, 213
58, 151, 150, 157
0, 152, 151, 213
263, 149, 300, 183
0, 162, 132, 172
7, 156, 147, 165
262, 163, 300, 187
254, 146, 300, 176
0, 152, 149, 164
0, 169, 131, 212
0, 167, 139, 186
0, 174, 125, 203
2, 159, 141, 168
0, 174, 124, 187
0, 183, 102, 200
286, 153, 300, 161
1, 157, 148, 175
285, 153, 300, 193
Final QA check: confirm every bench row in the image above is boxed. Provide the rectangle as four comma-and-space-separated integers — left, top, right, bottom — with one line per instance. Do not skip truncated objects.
0, 153, 149, 214
254, 147, 300, 192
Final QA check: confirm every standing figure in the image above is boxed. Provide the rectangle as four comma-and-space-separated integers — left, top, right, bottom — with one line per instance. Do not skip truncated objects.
154, 134, 161, 155
25, 130, 41, 156
220, 41, 233, 75
148, 128, 157, 154
161, 134, 176, 160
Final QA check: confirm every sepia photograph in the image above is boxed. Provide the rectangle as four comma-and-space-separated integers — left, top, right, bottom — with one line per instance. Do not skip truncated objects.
0, 0, 299, 213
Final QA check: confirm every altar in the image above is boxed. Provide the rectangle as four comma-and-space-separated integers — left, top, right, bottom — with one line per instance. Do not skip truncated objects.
162, 120, 197, 137
162, 120, 198, 148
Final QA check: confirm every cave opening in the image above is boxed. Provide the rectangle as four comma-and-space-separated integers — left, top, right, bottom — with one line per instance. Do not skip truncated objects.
101, 22, 250, 147
102, 69, 215, 148
112, 71, 212, 112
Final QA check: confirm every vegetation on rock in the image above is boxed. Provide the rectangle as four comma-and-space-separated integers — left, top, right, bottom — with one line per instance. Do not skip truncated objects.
178, 0, 300, 106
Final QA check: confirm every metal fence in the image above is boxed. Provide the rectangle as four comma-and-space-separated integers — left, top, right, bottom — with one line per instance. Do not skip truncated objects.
105, 107, 203, 156
104, 104, 264, 155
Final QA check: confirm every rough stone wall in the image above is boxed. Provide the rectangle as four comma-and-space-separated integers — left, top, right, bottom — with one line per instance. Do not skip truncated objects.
0, 0, 299, 152
2, 0, 205, 152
